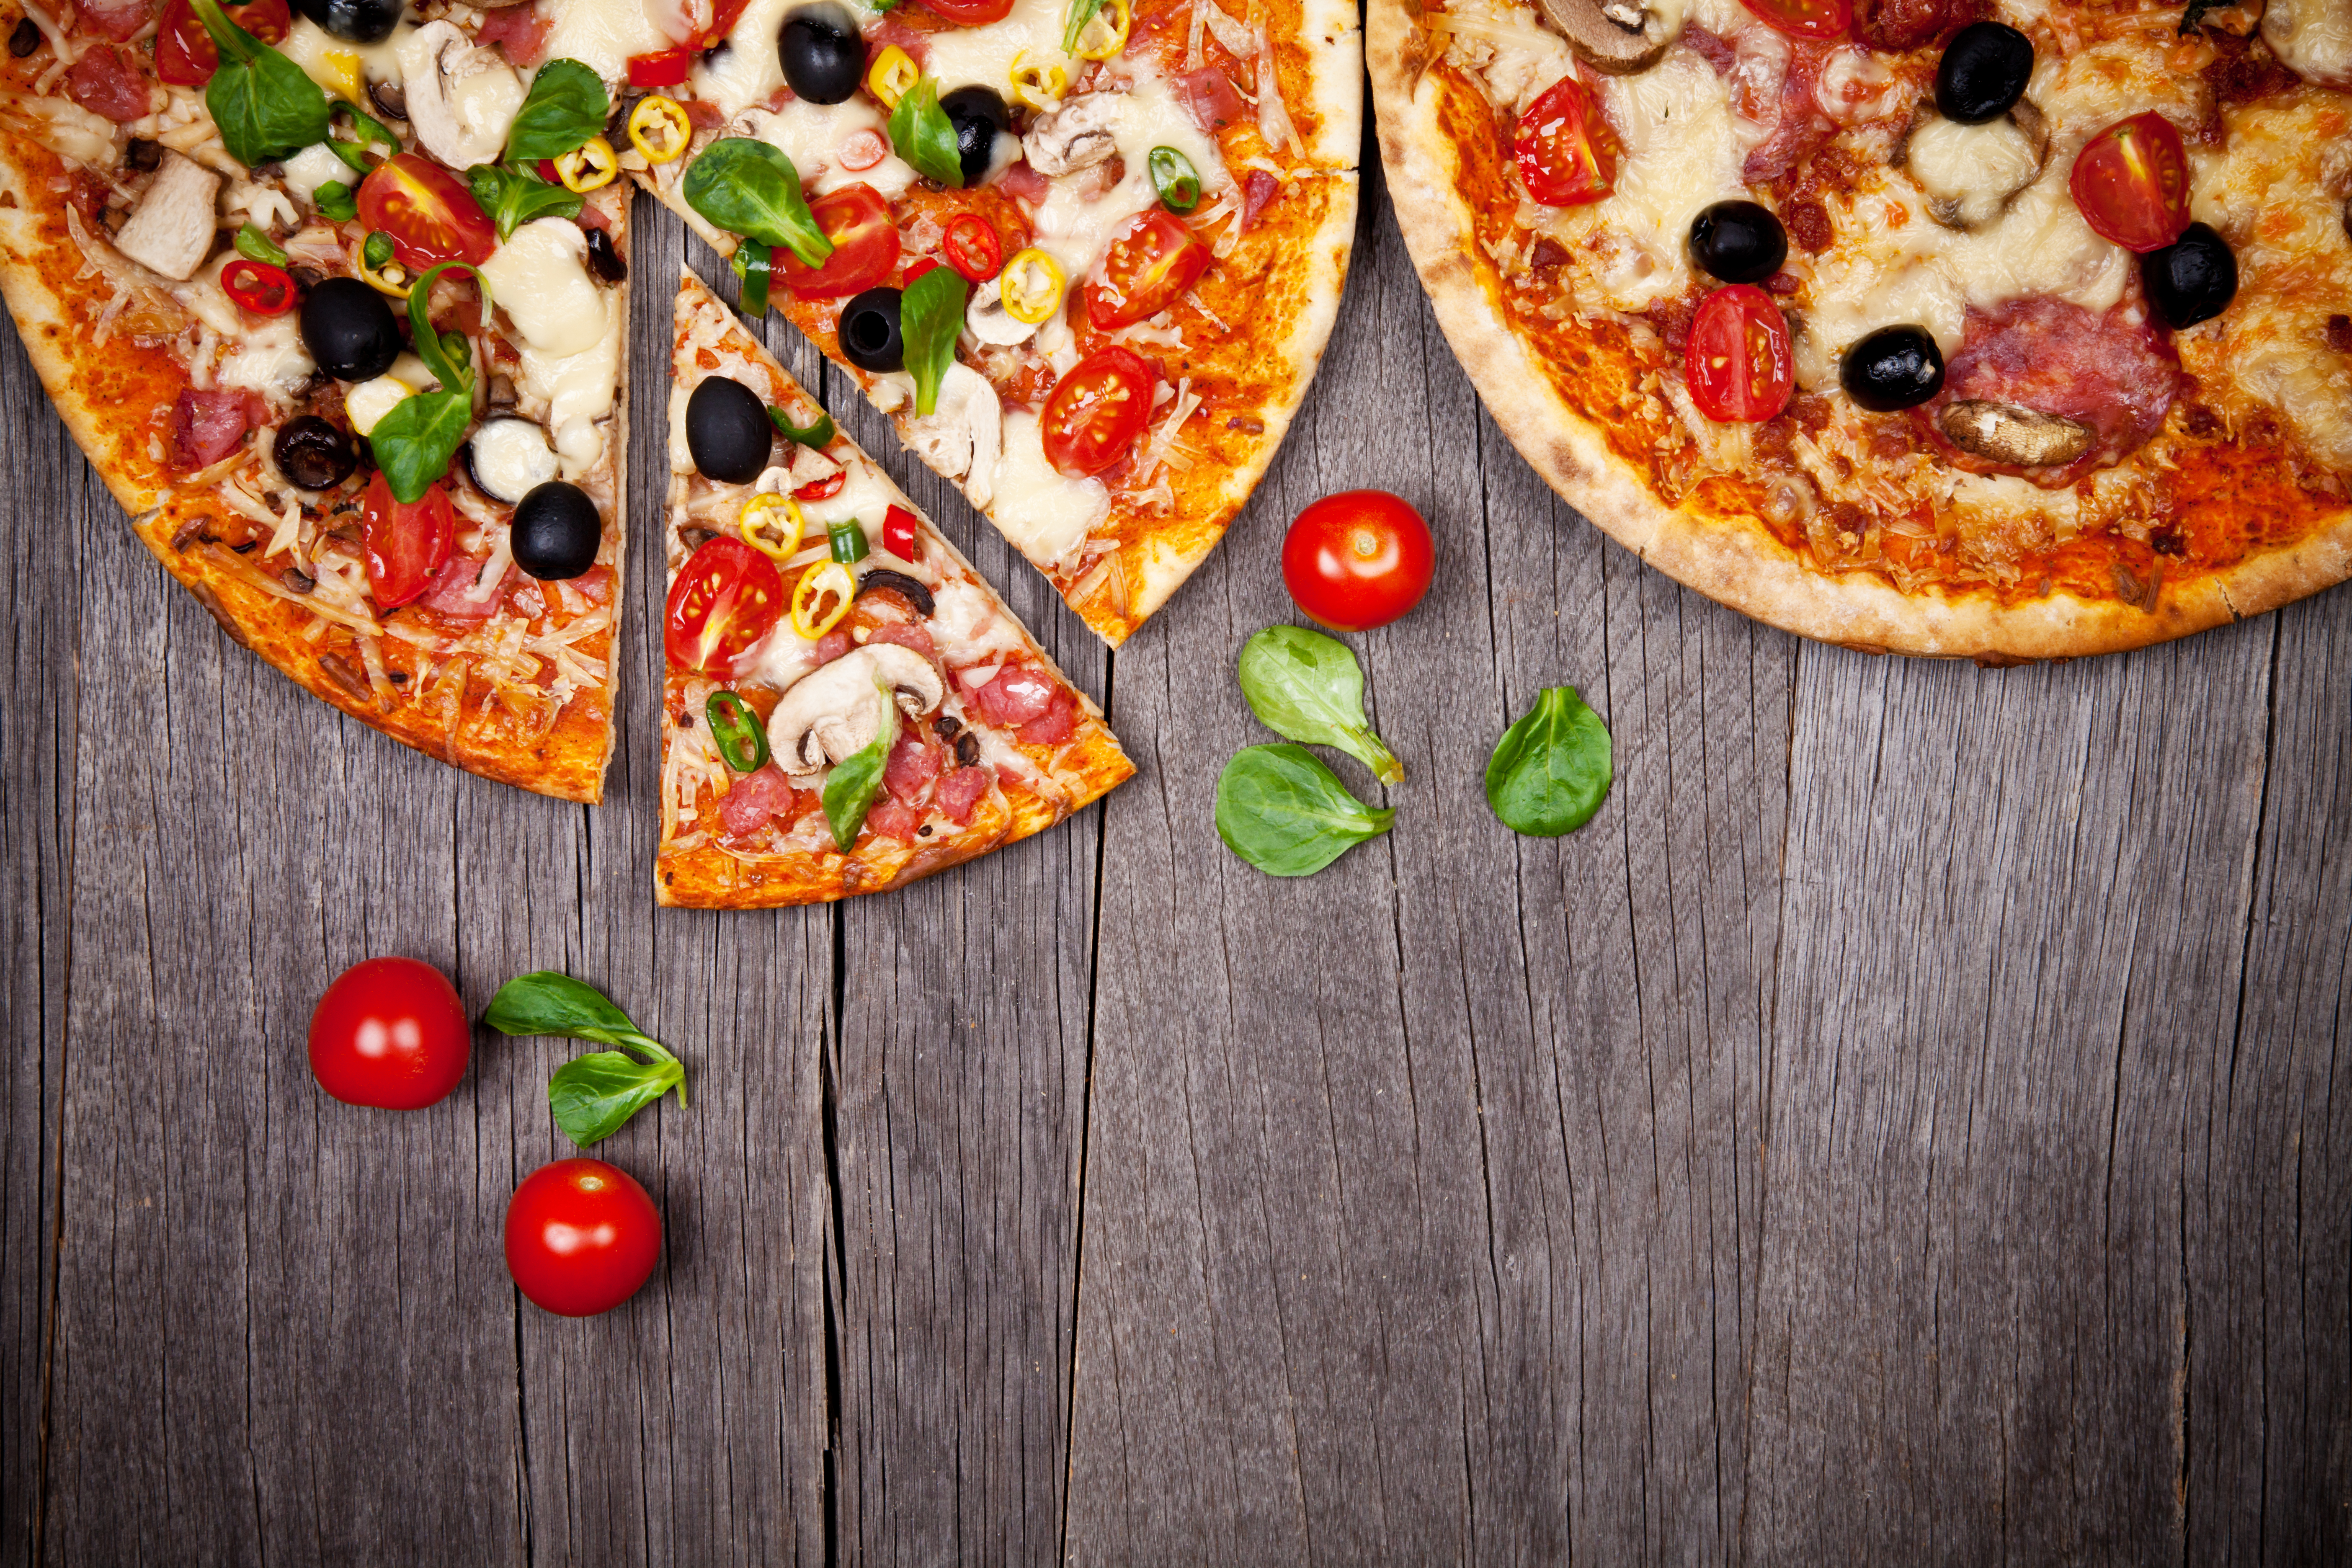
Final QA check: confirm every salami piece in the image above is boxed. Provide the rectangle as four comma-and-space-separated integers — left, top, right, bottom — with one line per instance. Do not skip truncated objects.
1919, 298, 2184, 486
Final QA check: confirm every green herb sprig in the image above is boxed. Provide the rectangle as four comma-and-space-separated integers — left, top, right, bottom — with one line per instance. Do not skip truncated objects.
1484, 686, 1611, 836
1236, 625, 1402, 784
366, 261, 487, 503
1215, 744, 1394, 877
486, 972, 687, 1148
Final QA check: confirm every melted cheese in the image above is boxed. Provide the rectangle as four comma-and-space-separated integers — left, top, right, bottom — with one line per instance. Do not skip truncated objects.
691, 0, 797, 117
928, 576, 1029, 667
1025, 76, 1225, 286
1904, 116, 2039, 229
990, 410, 1109, 568
742, 98, 915, 199
279, 141, 350, 202
537, 0, 674, 89
217, 313, 314, 396
918, 0, 1066, 91
279, 17, 415, 91
481, 219, 609, 358
1563, 52, 1748, 312
515, 287, 622, 478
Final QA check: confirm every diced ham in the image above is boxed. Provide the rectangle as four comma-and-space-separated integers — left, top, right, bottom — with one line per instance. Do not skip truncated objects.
936, 766, 989, 824
1015, 692, 1078, 747
1174, 67, 1248, 134
882, 730, 941, 806
864, 621, 937, 661
475, 3, 553, 65
1918, 298, 2183, 487
1681, 22, 1737, 73
1240, 169, 1280, 230
682, 98, 728, 131
75, 0, 154, 42
67, 45, 150, 124
168, 387, 253, 472
997, 160, 1051, 203
717, 764, 795, 837
865, 15, 928, 65
575, 204, 611, 232
864, 799, 921, 841
972, 664, 1057, 725
812, 628, 856, 665
416, 554, 509, 620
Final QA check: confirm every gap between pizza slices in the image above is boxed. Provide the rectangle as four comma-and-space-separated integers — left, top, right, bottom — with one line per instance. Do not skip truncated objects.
660, 268, 1130, 906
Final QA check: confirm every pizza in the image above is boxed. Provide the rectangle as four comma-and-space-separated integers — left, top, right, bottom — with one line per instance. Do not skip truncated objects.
1370, 0, 2352, 658
660, 268, 1131, 907
622, 0, 1362, 644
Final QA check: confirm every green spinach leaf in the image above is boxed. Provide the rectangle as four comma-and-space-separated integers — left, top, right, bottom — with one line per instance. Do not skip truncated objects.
681, 138, 834, 268
467, 162, 583, 239
501, 57, 609, 166
822, 700, 900, 850
190, 0, 330, 168
1236, 625, 1403, 784
1483, 686, 1611, 836
887, 77, 964, 188
900, 263, 967, 416
1214, 743, 1393, 877
486, 971, 689, 1149
547, 1050, 686, 1147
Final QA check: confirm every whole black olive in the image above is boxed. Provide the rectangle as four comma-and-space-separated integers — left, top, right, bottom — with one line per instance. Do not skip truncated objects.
1688, 200, 1787, 285
939, 85, 1011, 186
779, 2, 864, 104
583, 226, 627, 284
290, 0, 402, 44
510, 481, 602, 580
2141, 222, 2237, 329
685, 376, 776, 482
1935, 22, 2033, 124
1840, 325, 1946, 411
272, 415, 358, 490
838, 287, 904, 372
299, 277, 401, 382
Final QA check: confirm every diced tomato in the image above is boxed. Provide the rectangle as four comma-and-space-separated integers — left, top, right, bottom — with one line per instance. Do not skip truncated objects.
779, 183, 901, 299
75, 0, 156, 43
1015, 693, 1077, 746
794, 470, 846, 501
1039, 347, 1155, 478
358, 154, 498, 269
717, 763, 795, 837
1515, 75, 1617, 207
882, 730, 941, 805
359, 473, 455, 609
1736, 0, 1851, 39
1085, 210, 1212, 329
936, 766, 989, 823
475, 2, 553, 64
1684, 284, 1795, 422
665, 537, 785, 678
627, 46, 697, 87
168, 386, 253, 471
155, 0, 287, 85
863, 798, 922, 841
416, 554, 510, 620
65, 45, 150, 122
881, 504, 920, 561
2069, 112, 2192, 254
1174, 67, 1248, 134
973, 664, 1057, 725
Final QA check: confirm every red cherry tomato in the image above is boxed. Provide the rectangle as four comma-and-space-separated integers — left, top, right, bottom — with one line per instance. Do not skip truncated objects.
942, 213, 1002, 282
1514, 75, 1619, 207
1085, 210, 1212, 329
1281, 490, 1435, 632
222, 257, 296, 315
504, 1159, 662, 1317
917, 0, 1014, 21
357, 153, 498, 270
665, 536, 785, 677
1684, 284, 1794, 422
360, 472, 455, 609
155, 0, 289, 86
627, 45, 697, 86
307, 957, 470, 1110
2069, 111, 2192, 253
882, 504, 920, 560
778, 184, 902, 299
1734, 0, 1850, 39
1039, 346, 1156, 477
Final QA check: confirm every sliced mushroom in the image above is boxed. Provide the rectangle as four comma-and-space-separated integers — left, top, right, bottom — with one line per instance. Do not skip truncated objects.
965, 275, 1038, 347
395, 21, 528, 170
2262, 0, 2352, 89
1939, 399, 2094, 467
1534, 0, 1680, 75
766, 644, 946, 774
903, 363, 1003, 511
368, 78, 408, 121
1897, 98, 2046, 231
112, 151, 221, 281
1021, 92, 1122, 177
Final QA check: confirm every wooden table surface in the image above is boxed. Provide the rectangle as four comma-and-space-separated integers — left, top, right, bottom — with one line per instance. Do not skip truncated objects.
3, 113, 2348, 1565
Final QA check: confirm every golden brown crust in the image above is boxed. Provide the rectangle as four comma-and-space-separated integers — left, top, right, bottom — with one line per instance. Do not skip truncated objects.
1368, 0, 2352, 660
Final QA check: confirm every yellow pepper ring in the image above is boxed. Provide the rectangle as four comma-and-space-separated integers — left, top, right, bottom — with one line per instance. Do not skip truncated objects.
1071, 0, 1130, 60
866, 44, 919, 110
738, 492, 807, 560
1008, 49, 1068, 110
998, 248, 1066, 324
627, 95, 692, 164
790, 560, 857, 640
555, 136, 619, 193
356, 252, 412, 299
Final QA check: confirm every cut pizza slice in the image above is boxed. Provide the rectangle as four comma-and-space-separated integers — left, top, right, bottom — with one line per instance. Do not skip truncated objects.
661, 268, 1131, 908
621, 0, 1361, 645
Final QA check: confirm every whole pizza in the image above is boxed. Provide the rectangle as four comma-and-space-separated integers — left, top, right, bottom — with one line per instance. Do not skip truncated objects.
1370, 0, 2352, 657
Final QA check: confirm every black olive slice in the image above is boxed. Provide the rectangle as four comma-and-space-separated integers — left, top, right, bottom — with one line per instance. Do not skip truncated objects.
273, 415, 359, 490
2141, 222, 2238, 329
1840, 325, 1945, 412
1935, 22, 2033, 124
584, 226, 627, 284
299, 277, 401, 382
510, 481, 602, 580
838, 288, 904, 372
855, 567, 935, 617
1688, 200, 1787, 285
779, 2, 863, 104
10, 18, 40, 57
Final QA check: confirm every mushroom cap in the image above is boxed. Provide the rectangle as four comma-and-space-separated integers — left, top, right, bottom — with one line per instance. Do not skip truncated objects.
765, 644, 947, 774
1896, 97, 2047, 232
1534, 0, 1680, 75
1938, 399, 2094, 467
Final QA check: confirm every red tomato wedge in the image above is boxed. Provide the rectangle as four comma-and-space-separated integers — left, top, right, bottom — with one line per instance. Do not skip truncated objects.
1515, 75, 1619, 207
1735, 0, 1850, 39
665, 537, 785, 677
779, 184, 901, 299
357, 153, 497, 270
360, 473, 455, 609
1684, 285, 1795, 422
2068, 112, 2192, 254
1040, 347, 1156, 477
918, 0, 1014, 21
155, 0, 288, 86
1085, 210, 1212, 329
627, 45, 697, 86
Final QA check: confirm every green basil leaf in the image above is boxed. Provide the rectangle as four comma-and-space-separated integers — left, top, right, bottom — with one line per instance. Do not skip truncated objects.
899, 263, 967, 417
769, 405, 834, 447
366, 388, 473, 503
487, 970, 660, 1050
312, 179, 358, 222
732, 235, 774, 316
1483, 685, 1612, 836
822, 701, 900, 850
191, 0, 331, 168
235, 222, 289, 267
681, 138, 834, 268
548, 1050, 685, 1147
1235, 624, 1403, 785
466, 162, 583, 240
1214, 743, 1394, 877
1062, 0, 1108, 54
502, 57, 609, 166
887, 77, 965, 188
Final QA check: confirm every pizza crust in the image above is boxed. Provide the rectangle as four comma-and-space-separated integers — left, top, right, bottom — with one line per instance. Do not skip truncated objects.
1368, 0, 2352, 660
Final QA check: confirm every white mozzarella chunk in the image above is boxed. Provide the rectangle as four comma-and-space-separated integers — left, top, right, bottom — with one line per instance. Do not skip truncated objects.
1025, 75, 1226, 287
481, 218, 611, 358
278, 17, 415, 93
278, 142, 353, 203
345, 373, 418, 435
989, 410, 1109, 570
468, 417, 562, 502
691, 0, 797, 116
516, 288, 623, 480
536, 0, 676, 90
738, 99, 916, 199
217, 312, 315, 396
1904, 114, 2041, 229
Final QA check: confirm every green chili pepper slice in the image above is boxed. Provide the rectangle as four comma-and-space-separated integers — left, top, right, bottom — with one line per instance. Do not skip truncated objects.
705, 690, 771, 773
828, 517, 869, 565
732, 236, 774, 317
362, 230, 395, 269
769, 405, 835, 447
235, 222, 290, 267
1148, 146, 1201, 214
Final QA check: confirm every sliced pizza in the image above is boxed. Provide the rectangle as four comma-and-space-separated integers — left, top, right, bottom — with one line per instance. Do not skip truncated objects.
660, 268, 1131, 908
614, 0, 1360, 645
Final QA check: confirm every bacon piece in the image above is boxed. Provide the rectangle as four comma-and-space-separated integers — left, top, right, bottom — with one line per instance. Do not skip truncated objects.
75, 0, 154, 41
416, 554, 509, 620
1240, 169, 1280, 230
1917, 297, 2182, 487
882, 730, 941, 806
475, 3, 553, 66
1853, 0, 1986, 51
864, 799, 921, 841
996, 160, 1050, 203
718, 764, 795, 837
1174, 67, 1248, 134
169, 388, 253, 471
812, 628, 855, 665
972, 663, 1057, 725
864, 620, 938, 660
67, 45, 149, 123
1015, 692, 1077, 746
575, 203, 611, 232
682, 98, 727, 131
936, 766, 989, 824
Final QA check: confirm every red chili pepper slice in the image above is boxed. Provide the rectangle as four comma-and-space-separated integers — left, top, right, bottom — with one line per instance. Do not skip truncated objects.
882, 504, 919, 562
901, 257, 943, 286
627, 46, 697, 87
793, 470, 846, 501
942, 214, 1003, 283
222, 257, 295, 315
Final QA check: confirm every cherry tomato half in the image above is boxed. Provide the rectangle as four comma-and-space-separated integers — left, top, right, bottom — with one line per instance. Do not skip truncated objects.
155, 0, 288, 87
222, 257, 296, 315
1039, 346, 1156, 477
2069, 111, 2192, 254
665, 536, 785, 677
1281, 490, 1434, 632
943, 213, 1003, 282
308, 956, 470, 1110
1735, 0, 1850, 39
357, 152, 497, 270
918, 0, 1014, 21
1085, 210, 1212, 329
627, 45, 697, 86
504, 1158, 662, 1317
1684, 284, 1794, 422
360, 471, 454, 609
779, 183, 901, 299
1515, 75, 1619, 207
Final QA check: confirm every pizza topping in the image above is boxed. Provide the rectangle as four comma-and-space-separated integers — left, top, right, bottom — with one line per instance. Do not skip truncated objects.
668, 536, 786, 676
1688, 198, 1786, 283
1921, 296, 2181, 479
1740, 0, 1850, 44
112, 152, 223, 281
1839, 322, 1944, 409
857, 567, 938, 617
291, 0, 399, 45
220, 255, 297, 313
2067, 111, 2191, 253
1514, 72, 1617, 206
170, 386, 257, 470
2140, 222, 2237, 329
477, 216, 607, 356
1024, 89, 1123, 174
627, 93, 693, 160
780, 3, 865, 103
358, 152, 498, 267
940, 83, 1018, 183
8, 16, 36, 54
904, 360, 1003, 503
358, 470, 454, 606
1899, 103, 2045, 230
344, 367, 420, 432
1532, 0, 1682, 76
464, 414, 562, 501
776, 183, 901, 296
2260, 0, 2352, 89
272, 413, 358, 489
1934, 399, 2092, 466
686, 375, 777, 482
1039, 344, 1153, 475
511, 480, 603, 579
1083, 207, 1210, 325
396, 21, 528, 169
838, 285, 906, 370
789, 558, 857, 636
767, 643, 943, 774
1933, 20, 2028, 123
1684, 283, 1795, 420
